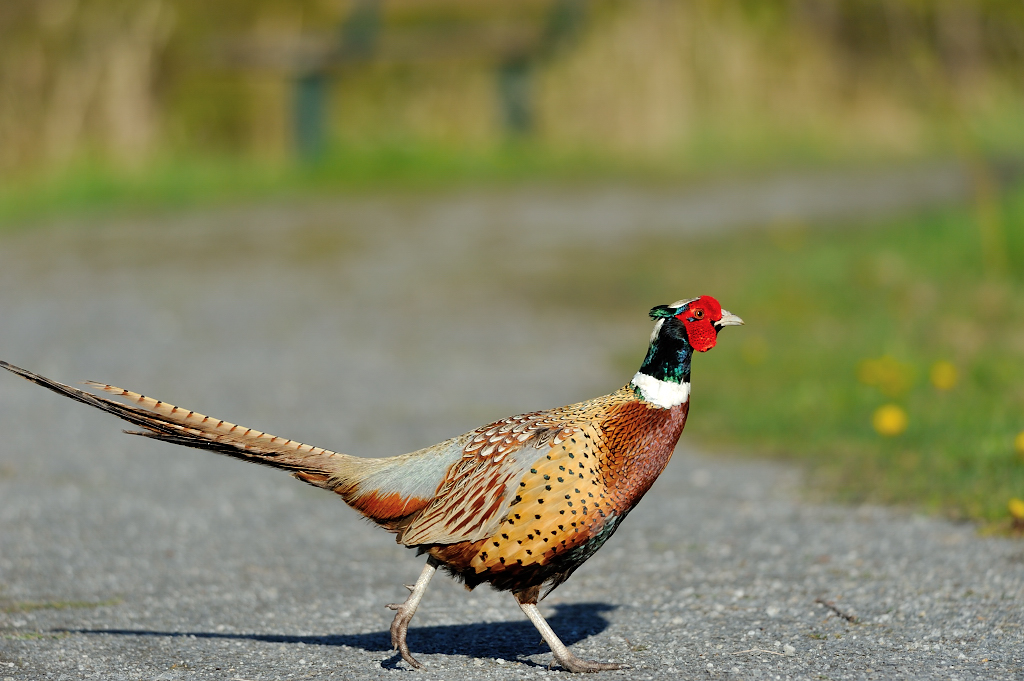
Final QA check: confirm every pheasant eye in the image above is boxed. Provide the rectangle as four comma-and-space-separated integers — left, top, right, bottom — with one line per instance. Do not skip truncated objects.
692, 309, 704, 319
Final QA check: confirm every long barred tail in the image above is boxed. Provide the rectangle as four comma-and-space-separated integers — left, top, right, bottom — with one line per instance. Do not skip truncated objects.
0, 361, 471, 534
0, 361, 359, 482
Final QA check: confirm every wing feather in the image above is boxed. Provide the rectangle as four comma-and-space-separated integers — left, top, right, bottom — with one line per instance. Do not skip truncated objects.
397, 411, 578, 546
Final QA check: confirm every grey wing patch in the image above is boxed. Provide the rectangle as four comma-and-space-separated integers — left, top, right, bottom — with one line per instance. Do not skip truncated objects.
342, 432, 473, 503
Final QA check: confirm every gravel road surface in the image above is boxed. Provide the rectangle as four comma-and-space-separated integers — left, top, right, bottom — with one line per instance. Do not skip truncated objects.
1, 171, 1022, 680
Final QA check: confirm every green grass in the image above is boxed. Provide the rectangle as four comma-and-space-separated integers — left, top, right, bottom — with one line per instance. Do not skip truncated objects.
0, 131, 979, 232
0, 143, 681, 231
534, 182, 1024, 528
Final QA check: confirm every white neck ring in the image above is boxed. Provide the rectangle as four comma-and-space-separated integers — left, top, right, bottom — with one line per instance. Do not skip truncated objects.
630, 372, 690, 408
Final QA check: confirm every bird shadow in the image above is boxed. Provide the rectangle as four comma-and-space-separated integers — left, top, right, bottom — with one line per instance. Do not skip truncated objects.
58, 601, 618, 669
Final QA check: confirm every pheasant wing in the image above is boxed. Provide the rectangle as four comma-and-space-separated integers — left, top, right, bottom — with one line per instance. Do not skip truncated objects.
397, 411, 578, 546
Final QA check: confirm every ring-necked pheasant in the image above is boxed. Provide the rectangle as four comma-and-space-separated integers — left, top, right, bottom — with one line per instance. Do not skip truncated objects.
0, 295, 741, 673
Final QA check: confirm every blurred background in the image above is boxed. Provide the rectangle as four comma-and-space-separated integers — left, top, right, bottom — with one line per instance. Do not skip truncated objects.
2, 0, 1024, 530
4, 0, 1024, 198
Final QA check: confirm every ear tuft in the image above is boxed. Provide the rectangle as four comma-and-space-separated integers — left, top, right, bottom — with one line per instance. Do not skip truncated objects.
649, 305, 677, 320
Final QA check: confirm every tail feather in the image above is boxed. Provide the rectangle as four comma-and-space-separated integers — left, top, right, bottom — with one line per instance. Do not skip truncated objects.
0, 360, 352, 478
84, 379, 342, 462
0, 360, 467, 535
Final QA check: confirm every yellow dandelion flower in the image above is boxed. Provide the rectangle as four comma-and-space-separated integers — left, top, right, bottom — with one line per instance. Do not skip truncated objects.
873, 404, 908, 437
1009, 498, 1024, 521
929, 361, 957, 391
1015, 431, 1024, 459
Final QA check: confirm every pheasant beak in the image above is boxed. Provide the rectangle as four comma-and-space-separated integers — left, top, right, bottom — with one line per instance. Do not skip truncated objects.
715, 310, 744, 329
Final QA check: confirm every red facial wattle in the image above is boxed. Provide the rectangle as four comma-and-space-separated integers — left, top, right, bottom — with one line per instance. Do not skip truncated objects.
675, 295, 723, 352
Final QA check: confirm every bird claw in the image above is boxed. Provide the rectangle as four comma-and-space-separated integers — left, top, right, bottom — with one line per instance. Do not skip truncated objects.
388, 602, 425, 670
556, 658, 627, 673
552, 651, 627, 673
385, 603, 401, 611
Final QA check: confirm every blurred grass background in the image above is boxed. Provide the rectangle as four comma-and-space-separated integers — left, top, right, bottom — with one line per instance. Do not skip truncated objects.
2, 0, 1024, 528
3, 0, 1024, 217
533, 182, 1024, 527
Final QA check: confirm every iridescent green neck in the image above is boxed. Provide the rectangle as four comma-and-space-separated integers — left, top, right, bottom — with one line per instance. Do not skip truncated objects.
634, 326, 692, 391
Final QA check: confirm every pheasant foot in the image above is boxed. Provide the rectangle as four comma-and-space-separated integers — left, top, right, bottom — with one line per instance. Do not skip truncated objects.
549, 653, 625, 673
516, 595, 626, 673
386, 558, 438, 670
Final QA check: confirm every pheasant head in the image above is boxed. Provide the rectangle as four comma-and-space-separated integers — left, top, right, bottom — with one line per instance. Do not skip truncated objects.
631, 295, 743, 408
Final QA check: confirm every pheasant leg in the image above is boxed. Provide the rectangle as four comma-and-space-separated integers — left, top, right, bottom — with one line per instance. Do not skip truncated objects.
515, 594, 624, 673
386, 558, 438, 669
